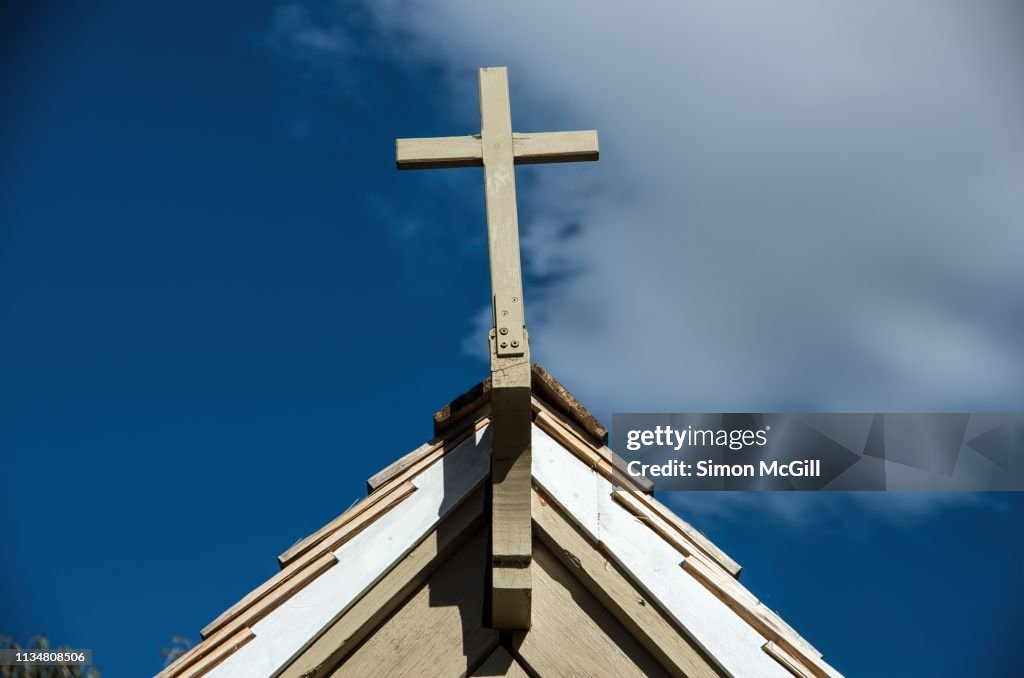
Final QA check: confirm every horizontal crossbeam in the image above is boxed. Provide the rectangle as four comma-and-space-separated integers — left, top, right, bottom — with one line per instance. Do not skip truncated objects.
396, 130, 598, 170
396, 136, 483, 170
513, 130, 600, 165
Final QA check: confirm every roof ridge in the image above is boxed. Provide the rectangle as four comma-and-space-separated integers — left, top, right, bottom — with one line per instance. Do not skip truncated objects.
433, 363, 608, 446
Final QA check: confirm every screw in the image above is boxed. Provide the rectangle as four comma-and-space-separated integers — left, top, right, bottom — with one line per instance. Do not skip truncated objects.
512, 297, 518, 303
511, 340, 519, 348
501, 310, 508, 317
499, 327, 508, 335
500, 342, 508, 349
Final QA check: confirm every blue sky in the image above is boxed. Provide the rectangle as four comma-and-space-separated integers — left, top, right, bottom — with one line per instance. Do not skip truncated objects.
2, 2, 1022, 676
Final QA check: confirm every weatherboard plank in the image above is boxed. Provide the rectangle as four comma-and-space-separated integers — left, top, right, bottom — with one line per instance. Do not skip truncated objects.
531, 424, 794, 678
532, 489, 722, 678
279, 487, 486, 678
513, 541, 671, 678
207, 426, 492, 678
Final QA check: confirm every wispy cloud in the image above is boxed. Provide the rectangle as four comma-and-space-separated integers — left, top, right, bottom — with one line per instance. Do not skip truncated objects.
273, 1, 1024, 523
267, 3, 395, 107
270, 4, 354, 60
354, 0, 1024, 414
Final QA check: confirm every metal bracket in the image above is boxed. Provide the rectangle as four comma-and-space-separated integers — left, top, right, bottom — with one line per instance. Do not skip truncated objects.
493, 294, 526, 358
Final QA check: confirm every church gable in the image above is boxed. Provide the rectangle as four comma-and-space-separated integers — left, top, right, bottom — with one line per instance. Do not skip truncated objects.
154, 65, 846, 678
304, 504, 695, 678
158, 369, 841, 678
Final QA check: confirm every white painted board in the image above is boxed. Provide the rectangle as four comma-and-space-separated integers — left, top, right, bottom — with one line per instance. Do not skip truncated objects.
208, 426, 491, 678
532, 425, 791, 678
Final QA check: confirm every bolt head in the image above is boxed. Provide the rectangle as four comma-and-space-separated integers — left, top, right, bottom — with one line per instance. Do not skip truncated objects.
499, 327, 508, 335
511, 340, 519, 348
500, 342, 508, 348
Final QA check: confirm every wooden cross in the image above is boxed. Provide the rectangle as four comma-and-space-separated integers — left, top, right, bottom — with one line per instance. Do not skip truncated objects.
396, 66, 598, 630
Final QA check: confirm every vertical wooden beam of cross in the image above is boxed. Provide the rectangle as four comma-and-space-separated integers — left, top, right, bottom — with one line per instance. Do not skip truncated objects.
396, 67, 599, 630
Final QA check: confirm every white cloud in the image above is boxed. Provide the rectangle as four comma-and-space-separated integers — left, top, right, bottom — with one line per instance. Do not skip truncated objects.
359, 0, 1024, 415
276, 1, 1024, 522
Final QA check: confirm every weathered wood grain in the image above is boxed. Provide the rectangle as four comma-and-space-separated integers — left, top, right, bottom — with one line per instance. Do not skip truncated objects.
612, 490, 733, 579
368, 413, 488, 492
531, 423, 797, 678
480, 69, 535, 635
490, 386, 533, 567
432, 364, 607, 445
396, 130, 597, 168
279, 487, 486, 678
479, 66, 523, 306
396, 67, 602, 633
166, 553, 336, 675
364, 441, 434, 493
532, 489, 723, 678
163, 627, 254, 678
529, 363, 608, 445
762, 641, 817, 678
471, 646, 530, 678
682, 557, 838, 678
329, 528, 498, 677
489, 375, 533, 629
619, 489, 741, 577
199, 482, 413, 642
207, 427, 492, 677
395, 135, 482, 169
534, 408, 651, 493
512, 130, 598, 164
277, 478, 420, 569
616, 487, 824, 671
512, 541, 671, 678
